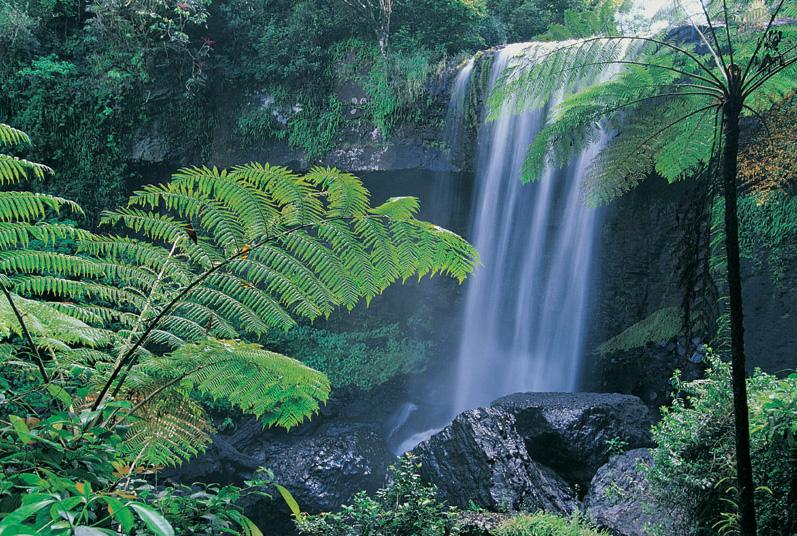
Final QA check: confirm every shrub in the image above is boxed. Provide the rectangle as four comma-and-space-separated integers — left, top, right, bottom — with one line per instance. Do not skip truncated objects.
264, 323, 429, 390
494, 513, 609, 536
297, 454, 458, 535
647, 354, 797, 535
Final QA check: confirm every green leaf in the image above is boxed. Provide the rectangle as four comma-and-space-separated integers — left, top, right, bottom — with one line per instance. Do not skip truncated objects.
129, 502, 174, 536
101, 497, 135, 532
0, 499, 55, 527
229, 511, 264, 536
9, 415, 33, 445
275, 484, 303, 523
46, 384, 72, 407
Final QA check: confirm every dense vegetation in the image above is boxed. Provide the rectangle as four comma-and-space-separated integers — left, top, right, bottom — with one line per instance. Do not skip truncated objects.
0, 125, 477, 533
2, 0, 796, 534
648, 355, 797, 536
0, 0, 591, 218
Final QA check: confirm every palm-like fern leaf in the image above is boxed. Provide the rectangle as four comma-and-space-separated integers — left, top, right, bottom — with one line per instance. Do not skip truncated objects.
0, 133, 477, 468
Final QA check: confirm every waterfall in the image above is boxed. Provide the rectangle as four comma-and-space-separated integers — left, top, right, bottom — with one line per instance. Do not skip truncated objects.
450, 43, 609, 413
427, 58, 474, 227
392, 43, 620, 453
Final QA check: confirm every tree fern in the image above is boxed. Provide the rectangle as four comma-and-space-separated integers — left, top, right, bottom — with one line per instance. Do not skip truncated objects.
0, 130, 478, 469
492, 2, 796, 532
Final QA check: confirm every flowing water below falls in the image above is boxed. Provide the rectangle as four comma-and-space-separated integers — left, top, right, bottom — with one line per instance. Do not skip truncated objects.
392, 44, 612, 452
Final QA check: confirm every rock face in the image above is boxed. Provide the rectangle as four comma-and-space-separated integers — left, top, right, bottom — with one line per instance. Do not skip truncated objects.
169, 419, 394, 533
411, 407, 578, 514
491, 392, 653, 487
258, 423, 392, 512
583, 449, 687, 536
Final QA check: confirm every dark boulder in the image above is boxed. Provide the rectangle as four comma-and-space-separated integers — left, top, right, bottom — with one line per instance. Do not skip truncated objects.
169, 419, 394, 534
583, 448, 687, 536
258, 422, 393, 512
411, 407, 578, 514
491, 392, 653, 488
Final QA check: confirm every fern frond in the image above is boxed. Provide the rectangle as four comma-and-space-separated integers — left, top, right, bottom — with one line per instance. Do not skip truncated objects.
0, 191, 82, 221
121, 393, 213, 467
143, 339, 331, 429
0, 124, 31, 147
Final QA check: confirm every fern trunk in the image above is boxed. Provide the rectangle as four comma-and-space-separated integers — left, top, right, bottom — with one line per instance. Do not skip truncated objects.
721, 100, 757, 536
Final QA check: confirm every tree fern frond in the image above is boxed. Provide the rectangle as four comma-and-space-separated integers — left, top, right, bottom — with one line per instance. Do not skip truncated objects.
11, 275, 147, 309
0, 293, 110, 348
0, 191, 82, 222
0, 155, 53, 184
304, 166, 370, 218
121, 393, 213, 467
171, 166, 281, 238
0, 124, 31, 147
100, 209, 193, 245
232, 162, 324, 225
143, 339, 330, 429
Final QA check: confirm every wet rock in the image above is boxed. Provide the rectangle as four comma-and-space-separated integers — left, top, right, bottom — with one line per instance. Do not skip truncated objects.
258, 423, 392, 512
168, 419, 394, 534
583, 448, 687, 536
411, 407, 578, 514
491, 392, 653, 488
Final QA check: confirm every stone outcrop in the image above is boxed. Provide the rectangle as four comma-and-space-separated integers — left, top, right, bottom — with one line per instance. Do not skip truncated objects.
411, 407, 578, 514
491, 392, 654, 487
168, 418, 394, 533
583, 448, 687, 536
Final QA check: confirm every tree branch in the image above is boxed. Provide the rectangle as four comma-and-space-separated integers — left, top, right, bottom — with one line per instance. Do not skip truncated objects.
1, 285, 49, 383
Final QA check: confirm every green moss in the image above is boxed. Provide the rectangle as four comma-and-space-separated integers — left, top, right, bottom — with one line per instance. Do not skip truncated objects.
596, 306, 682, 355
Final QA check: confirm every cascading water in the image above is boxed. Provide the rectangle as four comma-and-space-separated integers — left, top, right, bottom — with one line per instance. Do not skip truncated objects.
426, 58, 474, 227
451, 43, 609, 413
392, 40, 627, 453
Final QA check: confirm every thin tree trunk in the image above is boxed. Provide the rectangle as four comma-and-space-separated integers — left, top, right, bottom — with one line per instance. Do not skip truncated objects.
721, 102, 757, 535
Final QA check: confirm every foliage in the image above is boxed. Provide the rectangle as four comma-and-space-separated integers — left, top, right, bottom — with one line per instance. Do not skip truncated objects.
603, 436, 629, 457
2, 0, 591, 198
491, 1, 797, 203
738, 95, 797, 191
735, 192, 797, 282
297, 454, 459, 536
136, 471, 274, 535
0, 404, 177, 535
393, 0, 487, 54
265, 323, 429, 390
486, 0, 590, 43
334, 38, 441, 136
596, 306, 683, 355
647, 353, 797, 535
494, 512, 610, 536
0, 124, 477, 533
0, 0, 215, 219
0, 158, 476, 466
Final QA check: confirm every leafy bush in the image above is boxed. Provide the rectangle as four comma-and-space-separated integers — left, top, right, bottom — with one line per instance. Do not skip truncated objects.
137, 473, 274, 535
486, 0, 588, 42
494, 513, 609, 536
297, 454, 458, 536
265, 323, 430, 390
647, 354, 797, 535
393, 0, 487, 54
